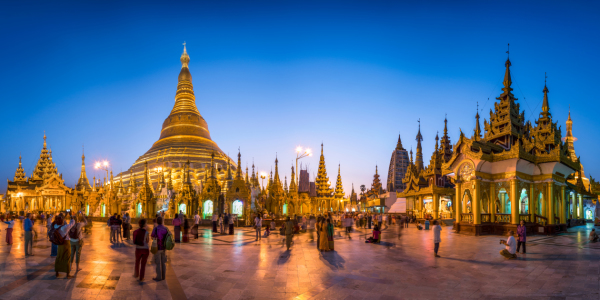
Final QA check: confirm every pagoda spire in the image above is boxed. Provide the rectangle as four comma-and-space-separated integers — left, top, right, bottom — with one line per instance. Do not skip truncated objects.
540, 73, 551, 119
335, 164, 344, 198
226, 157, 233, 180
370, 165, 382, 196
13, 155, 26, 183
440, 115, 453, 162
410, 147, 413, 164
501, 44, 513, 97
564, 106, 578, 162
396, 134, 404, 150
474, 103, 482, 140
245, 166, 249, 184
284, 176, 288, 193
274, 154, 280, 185
76, 148, 91, 190
316, 143, 332, 198
236, 150, 242, 180
415, 120, 424, 171
92, 176, 96, 192
289, 165, 298, 194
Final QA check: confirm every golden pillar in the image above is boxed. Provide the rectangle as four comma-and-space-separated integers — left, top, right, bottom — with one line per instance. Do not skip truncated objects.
529, 183, 534, 221
560, 185, 566, 223
510, 179, 518, 225
473, 180, 481, 224
490, 182, 496, 222
433, 193, 439, 219
455, 182, 462, 222
547, 182, 555, 225
573, 192, 578, 219
577, 194, 585, 219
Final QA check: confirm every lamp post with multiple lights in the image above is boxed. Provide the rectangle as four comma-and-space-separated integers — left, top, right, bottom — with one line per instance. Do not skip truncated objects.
295, 147, 312, 185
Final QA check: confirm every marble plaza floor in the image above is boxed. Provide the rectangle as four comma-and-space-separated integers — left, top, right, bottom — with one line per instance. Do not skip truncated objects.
0, 220, 599, 300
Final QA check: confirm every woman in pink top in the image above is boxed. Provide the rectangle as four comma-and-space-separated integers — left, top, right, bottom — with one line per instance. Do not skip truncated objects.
172, 214, 181, 243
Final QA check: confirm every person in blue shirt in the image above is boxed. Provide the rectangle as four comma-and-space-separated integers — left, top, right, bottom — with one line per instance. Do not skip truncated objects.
23, 213, 34, 256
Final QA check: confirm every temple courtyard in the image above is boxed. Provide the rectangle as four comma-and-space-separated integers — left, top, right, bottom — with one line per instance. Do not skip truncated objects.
0, 221, 599, 300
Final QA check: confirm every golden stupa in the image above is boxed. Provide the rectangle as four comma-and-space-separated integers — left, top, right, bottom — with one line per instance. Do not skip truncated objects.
120, 44, 233, 184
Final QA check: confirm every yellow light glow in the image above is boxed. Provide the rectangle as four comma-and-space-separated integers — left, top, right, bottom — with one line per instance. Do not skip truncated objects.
103, 161, 109, 167
94, 162, 101, 169
296, 146, 302, 153
306, 148, 311, 154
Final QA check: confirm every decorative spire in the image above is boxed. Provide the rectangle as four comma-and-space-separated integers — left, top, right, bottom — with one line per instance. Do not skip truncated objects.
236, 149, 242, 180
474, 102, 481, 140
289, 165, 298, 194
396, 134, 404, 150
435, 131, 439, 150
76, 147, 91, 190
440, 115, 453, 162
370, 165, 382, 196
274, 154, 280, 185
415, 119, 424, 171
540, 72, 551, 118
13, 155, 26, 183
226, 156, 233, 180
335, 164, 344, 198
316, 143, 332, 198
181, 42, 190, 68
502, 43, 512, 93
564, 106, 578, 162
410, 147, 413, 164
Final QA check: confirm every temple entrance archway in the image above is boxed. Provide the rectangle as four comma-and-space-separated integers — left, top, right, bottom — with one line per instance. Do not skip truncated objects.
203, 200, 213, 219
232, 200, 243, 216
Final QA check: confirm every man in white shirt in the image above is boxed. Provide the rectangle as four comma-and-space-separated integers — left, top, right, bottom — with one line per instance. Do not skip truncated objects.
211, 213, 218, 233
500, 230, 517, 259
193, 211, 200, 239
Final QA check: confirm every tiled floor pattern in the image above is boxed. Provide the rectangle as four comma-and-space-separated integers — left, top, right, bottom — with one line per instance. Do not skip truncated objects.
0, 220, 599, 299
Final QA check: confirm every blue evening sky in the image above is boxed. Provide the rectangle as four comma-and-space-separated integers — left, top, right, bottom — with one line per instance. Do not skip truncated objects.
1, 1, 599, 194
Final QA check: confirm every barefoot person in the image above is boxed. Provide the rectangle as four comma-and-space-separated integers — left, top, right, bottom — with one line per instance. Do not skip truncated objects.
52, 213, 76, 278
500, 230, 517, 259
432, 220, 441, 257
68, 212, 87, 272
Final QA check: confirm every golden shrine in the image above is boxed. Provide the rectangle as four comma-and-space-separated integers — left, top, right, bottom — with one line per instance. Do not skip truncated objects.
444, 55, 595, 235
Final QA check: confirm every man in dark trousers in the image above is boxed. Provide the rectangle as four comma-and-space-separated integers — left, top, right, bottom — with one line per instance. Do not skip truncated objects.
368, 214, 372, 229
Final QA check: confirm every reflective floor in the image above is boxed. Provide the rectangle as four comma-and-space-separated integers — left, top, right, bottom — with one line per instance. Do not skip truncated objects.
0, 220, 599, 299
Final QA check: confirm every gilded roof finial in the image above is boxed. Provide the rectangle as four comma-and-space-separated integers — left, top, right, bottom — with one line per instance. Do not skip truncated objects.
180, 41, 190, 69
474, 101, 482, 140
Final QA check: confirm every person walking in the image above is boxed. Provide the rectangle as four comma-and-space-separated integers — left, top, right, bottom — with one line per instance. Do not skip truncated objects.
24, 213, 34, 256
3, 217, 15, 245
219, 214, 224, 234
318, 218, 330, 252
115, 215, 123, 243
284, 217, 294, 251
122, 213, 131, 240
254, 214, 262, 241
229, 213, 235, 235
326, 218, 334, 251
133, 219, 150, 281
211, 213, 218, 233
432, 220, 442, 257
46, 214, 53, 232
173, 214, 181, 243
367, 214, 372, 229
52, 213, 76, 278
182, 218, 190, 243
107, 213, 117, 243
308, 215, 316, 241
151, 217, 168, 281
68, 212, 87, 272
193, 211, 200, 239
516, 220, 526, 254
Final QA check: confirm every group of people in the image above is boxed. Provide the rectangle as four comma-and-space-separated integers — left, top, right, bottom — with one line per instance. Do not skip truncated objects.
107, 213, 131, 243
211, 212, 237, 235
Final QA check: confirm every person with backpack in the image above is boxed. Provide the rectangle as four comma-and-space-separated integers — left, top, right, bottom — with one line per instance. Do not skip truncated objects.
151, 216, 169, 281
133, 219, 150, 281
50, 212, 76, 278
69, 212, 87, 272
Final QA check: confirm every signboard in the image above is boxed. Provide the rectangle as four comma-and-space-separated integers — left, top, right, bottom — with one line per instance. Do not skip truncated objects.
42, 190, 65, 196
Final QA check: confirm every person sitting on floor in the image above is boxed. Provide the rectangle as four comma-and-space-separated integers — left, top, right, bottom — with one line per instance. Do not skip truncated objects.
365, 225, 381, 243
416, 222, 423, 230
500, 230, 517, 259
589, 229, 599, 242
263, 225, 270, 237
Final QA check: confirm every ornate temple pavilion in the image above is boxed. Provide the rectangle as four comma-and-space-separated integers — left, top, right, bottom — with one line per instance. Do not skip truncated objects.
444, 55, 584, 235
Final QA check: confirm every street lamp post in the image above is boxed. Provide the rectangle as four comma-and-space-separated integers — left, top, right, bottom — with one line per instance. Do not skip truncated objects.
295, 147, 312, 185
95, 160, 110, 189
260, 172, 267, 191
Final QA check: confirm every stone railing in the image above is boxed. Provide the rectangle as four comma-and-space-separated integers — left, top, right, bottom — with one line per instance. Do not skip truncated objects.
460, 213, 473, 223
495, 214, 511, 223
481, 213, 491, 223
519, 214, 531, 223
534, 214, 547, 226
